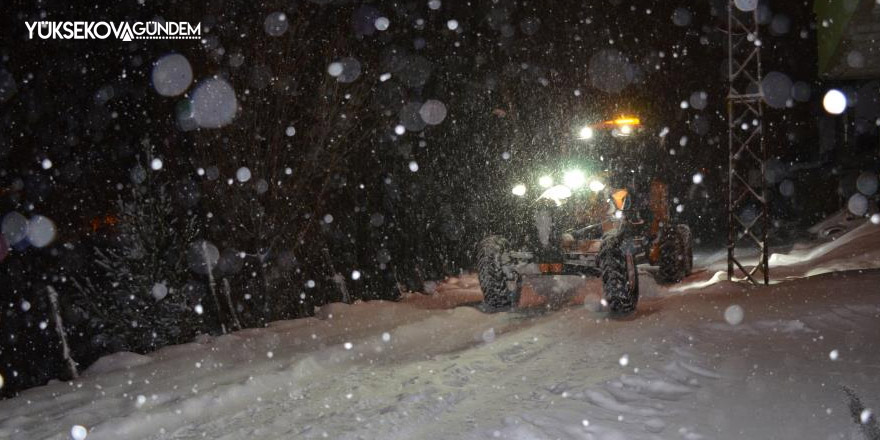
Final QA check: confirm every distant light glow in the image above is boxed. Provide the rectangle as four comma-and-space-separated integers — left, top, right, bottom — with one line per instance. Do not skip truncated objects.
447, 19, 459, 30
538, 175, 553, 188
589, 180, 605, 192
563, 169, 586, 189
578, 126, 594, 140
823, 89, 847, 115
693, 173, 704, 184
511, 184, 527, 196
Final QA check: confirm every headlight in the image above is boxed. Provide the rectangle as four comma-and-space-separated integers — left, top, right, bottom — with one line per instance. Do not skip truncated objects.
589, 180, 605, 192
563, 170, 586, 190
578, 126, 594, 140
539, 185, 573, 206
538, 175, 553, 188
511, 184, 527, 196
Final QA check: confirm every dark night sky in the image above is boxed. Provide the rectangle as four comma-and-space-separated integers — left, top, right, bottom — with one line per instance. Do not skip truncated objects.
0, 0, 822, 233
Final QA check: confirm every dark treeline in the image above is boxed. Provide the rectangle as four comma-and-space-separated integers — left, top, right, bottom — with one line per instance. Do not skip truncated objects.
0, 0, 820, 396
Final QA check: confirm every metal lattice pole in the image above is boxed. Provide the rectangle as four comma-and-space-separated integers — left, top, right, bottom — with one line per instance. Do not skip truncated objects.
727, 1, 769, 285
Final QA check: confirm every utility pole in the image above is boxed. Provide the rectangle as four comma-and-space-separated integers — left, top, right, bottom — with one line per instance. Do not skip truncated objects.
726, 0, 770, 285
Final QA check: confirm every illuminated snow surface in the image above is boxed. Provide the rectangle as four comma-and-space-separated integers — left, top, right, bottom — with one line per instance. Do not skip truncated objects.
1, 213, 880, 439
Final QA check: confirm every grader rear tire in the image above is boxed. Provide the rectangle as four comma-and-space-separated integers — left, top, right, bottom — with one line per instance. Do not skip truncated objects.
476, 236, 520, 311
657, 224, 686, 283
599, 231, 640, 314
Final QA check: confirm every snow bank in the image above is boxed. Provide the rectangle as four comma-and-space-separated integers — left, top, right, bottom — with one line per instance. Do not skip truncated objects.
0, 291, 514, 440
673, 216, 880, 292
807, 208, 866, 237
82, 352, 153, 376
2, 271, 880, 439
769, 221, 880, 267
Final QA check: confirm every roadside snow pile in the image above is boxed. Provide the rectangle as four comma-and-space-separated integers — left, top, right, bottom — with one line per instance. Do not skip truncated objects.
400, 274, 484, 309
807, 208, 869, 238
82, 352, 153, 376
674, 213, 880, 292
768, 219, 880, 276
0, 297, 511, 440
669, 269, 729, 293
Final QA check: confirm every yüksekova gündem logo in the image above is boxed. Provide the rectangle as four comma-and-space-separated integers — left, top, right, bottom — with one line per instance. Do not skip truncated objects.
25, 21, 201, 41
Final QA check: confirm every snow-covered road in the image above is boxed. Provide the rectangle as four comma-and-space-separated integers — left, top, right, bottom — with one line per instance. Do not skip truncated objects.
2, 218, 880, 440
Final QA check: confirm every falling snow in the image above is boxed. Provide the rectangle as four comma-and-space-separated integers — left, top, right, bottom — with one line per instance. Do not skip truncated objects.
0, 3, 878, 440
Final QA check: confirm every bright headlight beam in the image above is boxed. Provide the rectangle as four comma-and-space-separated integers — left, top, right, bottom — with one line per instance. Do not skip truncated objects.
539, 185, 573, 206
511, 184, 527, 196
563, 170, 586, 189
578, 126, 594, 140
823, 89, 847, 115
539, 175, 553, 188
